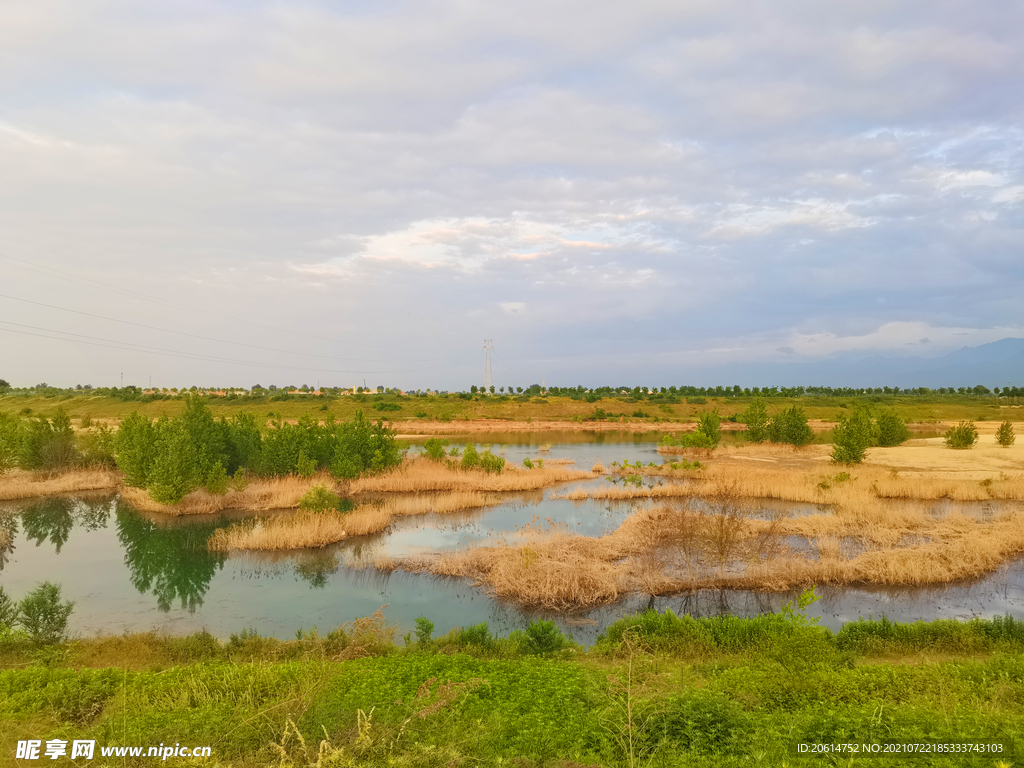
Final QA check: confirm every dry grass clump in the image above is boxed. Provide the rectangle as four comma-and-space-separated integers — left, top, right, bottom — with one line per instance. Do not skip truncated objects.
349, 457, 591, 494
209, 510, 350, 551
121, 475, 322, 515
592, 462, 607, 474
208, 490, 507, 551
553, 464, 1024, 505
0, 467, 120, 500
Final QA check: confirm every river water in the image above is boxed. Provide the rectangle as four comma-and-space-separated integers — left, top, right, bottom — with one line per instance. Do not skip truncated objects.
1, 432, 1021, 645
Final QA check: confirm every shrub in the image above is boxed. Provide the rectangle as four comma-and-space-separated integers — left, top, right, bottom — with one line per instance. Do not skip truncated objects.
523, 619, 572, 654
522, 457, 534, 469
373, 402, 401, 412
997, 420, 1015, 447
945, 421, 978, 449
0, 413, 21, 474
478, 450, 505, 473
458, 622, 493, 648
296, 451, 317, 478
423, 437, 449, 461
18, 581, 74, 645
204, 461, 230, 495
767, 406, 814, 446
461, 443, 480, 469
876, 408, 910, 447
299, 484, 344, 513
696, 410, 722, 448
0, 586, 16, 629
414, 616, 434, 646
741, 397, 769, 443
831, 408, 876, 465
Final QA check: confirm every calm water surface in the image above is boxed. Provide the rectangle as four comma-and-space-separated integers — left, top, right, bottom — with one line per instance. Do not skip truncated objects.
1, 432, 1021, 645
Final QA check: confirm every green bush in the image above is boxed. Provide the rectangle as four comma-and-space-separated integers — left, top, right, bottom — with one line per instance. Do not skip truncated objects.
298, 484, 344, 513
478, 450, 506, 473
831, 407, 876, 465
374, 402, 402, 412
997, 420, 1015, 447
423, 438, 449, 461
523, 619, 572, 655
0, 586, 16, 629
944, 420, 978, 449
696, 410, 722, 448
414, 616, 434, 646
17, 581, 74, 646
458, 622, 493, 648
876, 408, 910, 447
767, 406, 814, 446
740, 397, 769, 443
461, 443, 480, 469
204, 461, 230, 494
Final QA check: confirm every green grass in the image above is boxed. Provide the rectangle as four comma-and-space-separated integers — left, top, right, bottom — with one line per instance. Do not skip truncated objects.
1, 613, 1023, 766
1, 391, 1016, 428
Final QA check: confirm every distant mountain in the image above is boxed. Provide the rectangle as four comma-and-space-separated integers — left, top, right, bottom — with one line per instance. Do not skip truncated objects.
679, 338, 1024, 388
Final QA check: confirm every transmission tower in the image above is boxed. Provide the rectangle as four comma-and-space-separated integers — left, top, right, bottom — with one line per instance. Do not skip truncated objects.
483, 340, 493, 390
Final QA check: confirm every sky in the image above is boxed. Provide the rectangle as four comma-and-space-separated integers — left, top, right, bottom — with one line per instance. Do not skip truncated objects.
1, 0, 1022, 390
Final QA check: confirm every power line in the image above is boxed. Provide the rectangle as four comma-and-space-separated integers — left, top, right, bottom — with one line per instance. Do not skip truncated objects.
0, 322, 478, 376
0, 254, 424, 353
0, 293, 467, 365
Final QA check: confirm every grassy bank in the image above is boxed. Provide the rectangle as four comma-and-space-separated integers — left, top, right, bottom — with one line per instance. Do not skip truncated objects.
2, 391, 1020, 430
2, 610, 1024, 766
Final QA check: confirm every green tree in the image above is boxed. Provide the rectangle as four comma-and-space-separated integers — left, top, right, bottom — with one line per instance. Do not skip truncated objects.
876, 408, 910, 447
767, 406, 814, 446
741, 397, 769, 443
944, 421, 978, 450
115, 412, 156, 487
997, 420, 1015, 447
461, 443, 480, 469
17, 581, 74, 645
831, 408, 875, 465
147, 418, 201, 504
0, 413, 22, 474
696, 410, 722, 448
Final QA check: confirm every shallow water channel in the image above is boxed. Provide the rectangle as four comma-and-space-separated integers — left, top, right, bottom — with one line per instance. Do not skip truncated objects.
2, 432, 1023, 645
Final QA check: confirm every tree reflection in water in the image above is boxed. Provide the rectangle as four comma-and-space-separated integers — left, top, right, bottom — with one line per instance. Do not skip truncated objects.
0, 514, 17, 571
114, 500, 226, 612
19, 496, 111, 554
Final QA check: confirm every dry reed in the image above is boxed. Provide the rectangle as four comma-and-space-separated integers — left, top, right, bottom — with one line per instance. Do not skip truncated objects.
121, 475, 323, 516
208, 510, 351, 551
349, 458, 592, 494
0, 468, 120, 500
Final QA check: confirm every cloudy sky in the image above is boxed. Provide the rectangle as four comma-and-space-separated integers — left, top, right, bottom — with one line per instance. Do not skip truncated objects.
2, 0, 1022, 389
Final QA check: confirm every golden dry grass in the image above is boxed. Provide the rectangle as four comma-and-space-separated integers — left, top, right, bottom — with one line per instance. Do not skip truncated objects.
0, 468, 120, 500
401, 490, 1024, 609
208, 510, 351, 551
349, 457, 592, 493
121, 475, 322, 515
208, 490, 506, 551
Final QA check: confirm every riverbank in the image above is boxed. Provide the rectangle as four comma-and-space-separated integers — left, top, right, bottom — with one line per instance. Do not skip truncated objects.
1, 610, 1022, 766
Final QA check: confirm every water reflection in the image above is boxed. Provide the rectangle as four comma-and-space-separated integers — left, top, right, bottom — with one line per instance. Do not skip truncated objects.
114, 501, 226, 612
19, 495, 111, 554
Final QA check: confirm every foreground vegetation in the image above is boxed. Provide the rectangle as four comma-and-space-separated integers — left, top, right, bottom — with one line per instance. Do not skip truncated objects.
2, 602, 1023, 766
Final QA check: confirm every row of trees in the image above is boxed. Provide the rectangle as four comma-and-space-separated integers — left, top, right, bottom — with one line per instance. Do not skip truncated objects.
116, 397, 402, 504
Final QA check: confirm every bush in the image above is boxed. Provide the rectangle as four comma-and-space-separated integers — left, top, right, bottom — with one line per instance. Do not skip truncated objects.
461, 443, 480, 469
18, 581, 74, 645
423, 438, 449, 461
478, 450, 505, 473
831, 408, 875, 465
0, 586, 16, 629
414, 616, 434, 646
523, 619, 572, 654
997, 420, 1015, 447
298, 484, 344, 513
876, 408, 910, 447
945, 420, 978, 449
767, 406, 814, 446
458, 622, 493, 648
696, 410, 722, 448
741, 397, 769, 443
374, 402, 402, 412
204, 461, 230, 494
